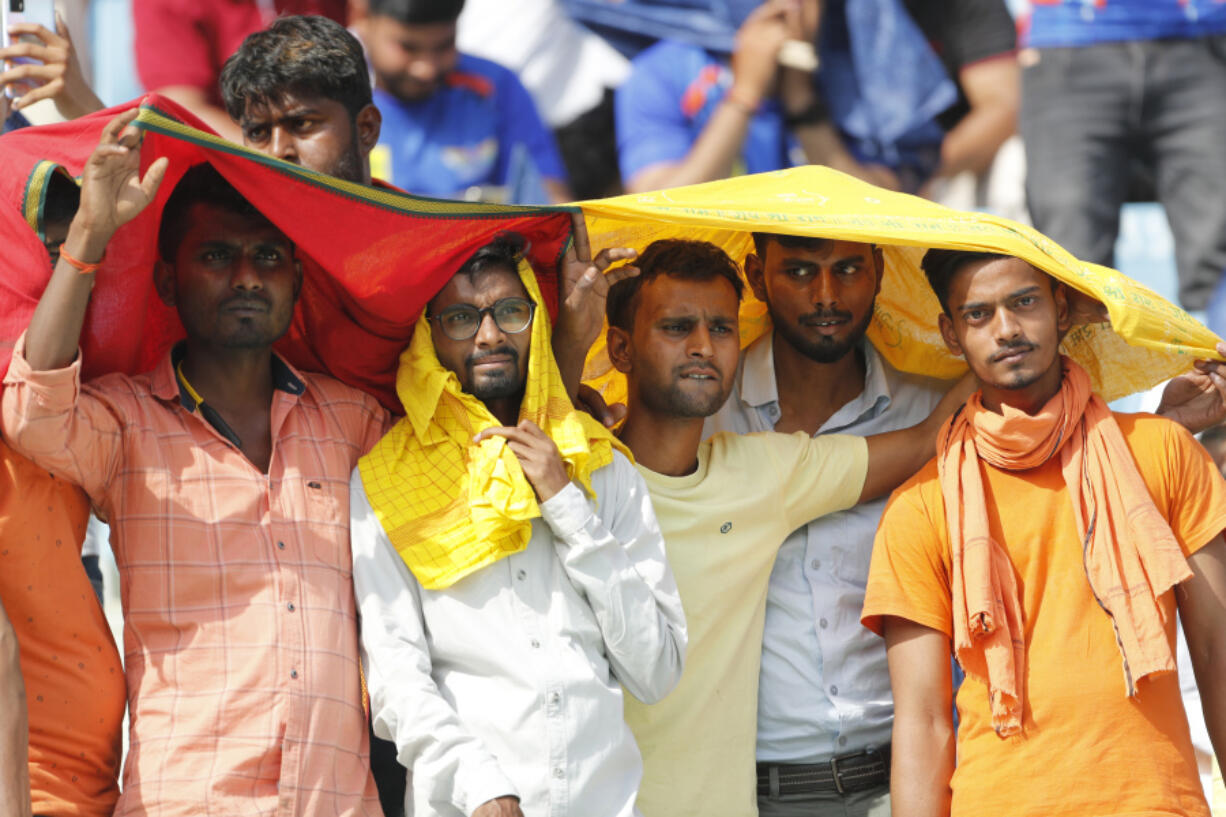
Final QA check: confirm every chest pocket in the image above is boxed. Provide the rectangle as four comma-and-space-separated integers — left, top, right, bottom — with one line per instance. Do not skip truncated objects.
302, 478, 348, 570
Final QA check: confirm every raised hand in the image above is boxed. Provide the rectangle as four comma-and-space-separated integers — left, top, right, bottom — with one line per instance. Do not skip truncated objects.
474, 420, 571, 502
1156, 343, 1226, 435
70, 109, 169, 258
0, 14, 103, 119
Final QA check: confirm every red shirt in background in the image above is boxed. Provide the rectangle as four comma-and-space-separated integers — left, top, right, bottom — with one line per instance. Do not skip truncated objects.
133, 0, 348, 104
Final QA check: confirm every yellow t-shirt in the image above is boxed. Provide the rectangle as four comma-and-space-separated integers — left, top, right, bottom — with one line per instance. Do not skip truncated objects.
630, 431, 868, 817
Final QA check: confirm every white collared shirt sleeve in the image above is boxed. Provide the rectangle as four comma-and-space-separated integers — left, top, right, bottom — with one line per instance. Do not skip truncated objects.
539, 451, 687, 705
349, 468, 519, 816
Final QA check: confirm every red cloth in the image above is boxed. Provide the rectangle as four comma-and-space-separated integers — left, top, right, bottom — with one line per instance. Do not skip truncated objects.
0, 95, 573, 413
133, 0, 348, 103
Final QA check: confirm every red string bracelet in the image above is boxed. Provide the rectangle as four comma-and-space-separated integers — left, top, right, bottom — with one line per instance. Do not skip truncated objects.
59, 246, 103, 276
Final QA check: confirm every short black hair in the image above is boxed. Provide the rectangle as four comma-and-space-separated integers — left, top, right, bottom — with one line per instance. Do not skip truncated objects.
219, 15, 372, 122
750, 232, 832, 258
606, 239, 744, 331
921, 248, 1012, 314
158, 164, 278, 262
367, 0, 466, 24
428, 232, 526, 313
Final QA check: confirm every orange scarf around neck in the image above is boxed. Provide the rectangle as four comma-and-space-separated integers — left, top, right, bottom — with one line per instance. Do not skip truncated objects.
938, 356, 1192, 737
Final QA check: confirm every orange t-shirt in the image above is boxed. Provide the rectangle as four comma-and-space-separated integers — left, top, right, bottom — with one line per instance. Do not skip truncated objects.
0, 438, 124, 817
863, 413, 1226, 817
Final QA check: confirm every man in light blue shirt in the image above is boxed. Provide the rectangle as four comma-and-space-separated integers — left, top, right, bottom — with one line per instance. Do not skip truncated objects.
705, 232, 943, 817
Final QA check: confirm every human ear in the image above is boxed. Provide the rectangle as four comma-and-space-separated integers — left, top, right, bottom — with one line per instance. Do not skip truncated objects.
744, 253, 768, 302
154, 259, 177, 307
1052, 282, 1071, 335
292, 259, 304, 301
607, 326, 633, 374
871, 246, 885, 297
355, 104, 382, 157
938, 312, 963, 357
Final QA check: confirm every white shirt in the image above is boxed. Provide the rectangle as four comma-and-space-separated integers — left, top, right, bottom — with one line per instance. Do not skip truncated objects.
456, 0, 630, 126
704, 333, 945, 763
349, 452, 686, 817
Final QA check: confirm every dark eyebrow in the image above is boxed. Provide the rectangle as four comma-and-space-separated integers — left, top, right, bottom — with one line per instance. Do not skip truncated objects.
955, 285, 1042, 314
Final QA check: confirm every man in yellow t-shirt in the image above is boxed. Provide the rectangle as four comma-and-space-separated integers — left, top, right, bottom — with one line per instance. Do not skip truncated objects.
862, 249, 1226, 817
601, 239, 965, 817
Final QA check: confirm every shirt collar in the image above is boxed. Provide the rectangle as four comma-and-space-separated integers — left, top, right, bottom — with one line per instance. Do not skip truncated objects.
738, 332, 895, 432
152, 343, 308, 411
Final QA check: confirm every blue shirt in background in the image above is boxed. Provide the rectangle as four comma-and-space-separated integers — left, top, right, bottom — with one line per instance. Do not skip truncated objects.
614, 40, 800, 184
372, 53, 566, 202
1026, 0, 1226, 48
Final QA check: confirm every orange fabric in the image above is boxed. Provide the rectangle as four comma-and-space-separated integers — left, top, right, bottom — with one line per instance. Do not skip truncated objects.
863, 412, 1226, 817
2, 335, 388, 817
0, 438, 124, 817
936, 357, 1192, 736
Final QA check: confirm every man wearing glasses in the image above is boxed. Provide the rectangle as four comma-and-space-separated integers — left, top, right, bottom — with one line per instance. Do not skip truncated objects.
348, 233, 686, 817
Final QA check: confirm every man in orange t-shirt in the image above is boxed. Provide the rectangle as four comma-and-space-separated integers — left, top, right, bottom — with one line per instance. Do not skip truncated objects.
862, 249, 1226, 817
0, 437, 125, 817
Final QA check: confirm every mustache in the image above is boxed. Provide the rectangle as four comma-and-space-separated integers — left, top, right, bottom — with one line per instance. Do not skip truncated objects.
221, 293, 271, 310
991, 340, 1036, 362
676, 362, 722, 378
467, 346, 519, 366
798, 308, 854, 324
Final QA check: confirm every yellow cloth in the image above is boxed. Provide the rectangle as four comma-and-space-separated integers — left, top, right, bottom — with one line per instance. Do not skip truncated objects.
358, 258, 630, 590
577, 166, 1221, 405
629, 431, 868, 817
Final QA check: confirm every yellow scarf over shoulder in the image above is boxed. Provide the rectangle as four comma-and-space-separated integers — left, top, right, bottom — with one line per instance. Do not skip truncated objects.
358, 257, 631, 590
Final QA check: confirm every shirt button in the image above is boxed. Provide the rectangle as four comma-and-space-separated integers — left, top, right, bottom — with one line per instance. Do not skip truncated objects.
290, 670, 299, 680
811, 559, 821, 570
838, 736, 848, 746
819, 618, 828, 629
516, 569, 527, 581
287, 602, 296, 612
553, 767, 564, 779
277, 541, 286, 550
830, 685, 838, 695
530, 639, 541, 649
549, 692, 560, 706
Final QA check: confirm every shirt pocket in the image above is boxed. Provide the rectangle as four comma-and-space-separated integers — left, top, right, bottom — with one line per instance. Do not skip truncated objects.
301, 478, 349, 572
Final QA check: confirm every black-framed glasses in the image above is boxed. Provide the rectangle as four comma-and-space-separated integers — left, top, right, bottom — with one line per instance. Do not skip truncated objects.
429, 297, 536, 341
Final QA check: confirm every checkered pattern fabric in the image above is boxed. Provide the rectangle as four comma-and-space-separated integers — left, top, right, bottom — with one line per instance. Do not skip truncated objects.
359, 259, 629, 589
2, 335, 388, 817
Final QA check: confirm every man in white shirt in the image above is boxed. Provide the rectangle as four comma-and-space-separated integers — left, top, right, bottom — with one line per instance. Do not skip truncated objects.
349, 233, 686, 817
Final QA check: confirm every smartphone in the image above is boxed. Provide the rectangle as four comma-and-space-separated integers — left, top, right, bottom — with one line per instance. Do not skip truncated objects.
2, 0, 58, 99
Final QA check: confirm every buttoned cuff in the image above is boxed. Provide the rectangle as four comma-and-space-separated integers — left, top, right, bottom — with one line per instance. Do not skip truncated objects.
539, 481, 593, 540
455, 759, 519, 817
3, 331, 83, 411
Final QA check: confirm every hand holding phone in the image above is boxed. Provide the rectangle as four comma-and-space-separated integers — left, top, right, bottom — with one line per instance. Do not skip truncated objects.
1, 0, 60, 100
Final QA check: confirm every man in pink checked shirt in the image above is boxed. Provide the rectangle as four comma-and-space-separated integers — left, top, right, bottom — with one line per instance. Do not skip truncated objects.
1, 110, 388, 816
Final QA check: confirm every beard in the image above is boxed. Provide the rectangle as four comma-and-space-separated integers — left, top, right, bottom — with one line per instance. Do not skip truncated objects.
770, 301, 874, 364
640, 367, 731, 419
325, 124, 365, 184
465, 346, 525, 403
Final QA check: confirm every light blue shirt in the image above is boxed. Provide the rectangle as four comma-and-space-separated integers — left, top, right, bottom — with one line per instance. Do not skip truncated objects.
704, 332, 945, 763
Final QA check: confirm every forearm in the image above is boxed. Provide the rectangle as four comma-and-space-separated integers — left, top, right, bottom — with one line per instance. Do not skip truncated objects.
551, 334, 587, 404
0, 601, 31, 817
891, 711, 954, 817
543, 483, 686, 703
626, 100, 753, 193
23, 220, 110, 371
932, 104, 1015, 180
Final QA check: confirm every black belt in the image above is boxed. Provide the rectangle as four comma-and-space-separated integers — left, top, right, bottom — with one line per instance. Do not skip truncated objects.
756, 745, 890, 797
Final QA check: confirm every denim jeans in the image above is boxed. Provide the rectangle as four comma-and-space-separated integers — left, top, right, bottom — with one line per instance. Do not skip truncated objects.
1021, 35, 1226, 310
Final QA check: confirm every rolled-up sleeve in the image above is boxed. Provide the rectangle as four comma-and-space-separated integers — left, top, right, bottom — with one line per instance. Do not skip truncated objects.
541, 451, 687, 705
1, 332, 123, 502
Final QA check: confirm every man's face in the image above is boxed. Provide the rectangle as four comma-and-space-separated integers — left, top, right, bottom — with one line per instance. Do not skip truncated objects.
363, 15, 458, 102
430, 267, 533, 403
43, 218, 70, 266
747, 239, 882, 364
938, 256, 1069, 403
240, 91, 365, 183
615, 275, 741, 419
156, 203, 301, 349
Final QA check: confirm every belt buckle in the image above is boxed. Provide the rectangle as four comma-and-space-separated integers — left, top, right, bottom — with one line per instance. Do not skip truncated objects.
829, 746, 883, 796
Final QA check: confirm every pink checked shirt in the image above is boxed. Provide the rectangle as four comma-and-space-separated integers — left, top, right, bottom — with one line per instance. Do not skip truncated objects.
2, 334, 388, 817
